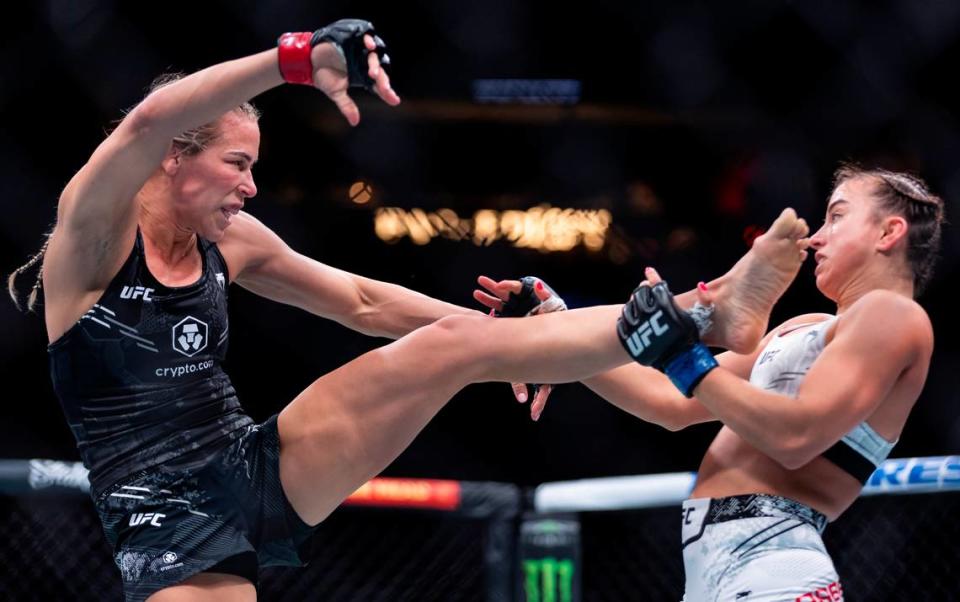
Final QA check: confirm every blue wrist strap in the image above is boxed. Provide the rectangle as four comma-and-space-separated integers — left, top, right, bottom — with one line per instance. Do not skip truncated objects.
664, 343, 718, 397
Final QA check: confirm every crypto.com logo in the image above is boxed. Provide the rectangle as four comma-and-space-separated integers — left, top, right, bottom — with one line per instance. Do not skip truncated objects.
172, 316, 208, 357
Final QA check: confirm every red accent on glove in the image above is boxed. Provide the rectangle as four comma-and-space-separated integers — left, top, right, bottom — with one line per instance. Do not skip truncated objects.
277, 32, 314, 85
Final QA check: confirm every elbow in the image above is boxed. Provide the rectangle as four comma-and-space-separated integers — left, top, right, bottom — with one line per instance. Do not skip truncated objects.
112, 104, 159, 147
658, 414, 691, 432
770, 435, 818, 470
346, 305, 380, 337
122, 93, 173, 139
656, 395, 709, 432
125, 101, 158, 133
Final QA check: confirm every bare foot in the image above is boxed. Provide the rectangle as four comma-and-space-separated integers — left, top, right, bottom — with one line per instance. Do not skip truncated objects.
696, 208, 810, 353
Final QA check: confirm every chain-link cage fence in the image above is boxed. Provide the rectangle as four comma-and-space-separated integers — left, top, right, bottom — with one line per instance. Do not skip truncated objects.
0, 495, 511, 601
0, 495, 121, 601
5, 492, 957, 601
2, 459, 959, 601
0, 462, 520, 601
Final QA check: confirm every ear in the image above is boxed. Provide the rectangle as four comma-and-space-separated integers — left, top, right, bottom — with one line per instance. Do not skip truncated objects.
876, 214, 908, 252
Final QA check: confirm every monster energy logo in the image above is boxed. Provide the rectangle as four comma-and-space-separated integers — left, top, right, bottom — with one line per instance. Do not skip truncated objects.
523, 557, 575, 602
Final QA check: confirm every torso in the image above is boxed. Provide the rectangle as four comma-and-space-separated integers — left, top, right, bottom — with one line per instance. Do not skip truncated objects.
692, 310, 928, 520
45, 223, 249, 343
45, 227, 253, 497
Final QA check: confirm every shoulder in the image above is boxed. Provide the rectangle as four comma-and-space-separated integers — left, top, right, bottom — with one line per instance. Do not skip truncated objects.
839, 290, 933, 359
217, 211, 291, 271
845, 290, 931, 334
220, 210, 276, 241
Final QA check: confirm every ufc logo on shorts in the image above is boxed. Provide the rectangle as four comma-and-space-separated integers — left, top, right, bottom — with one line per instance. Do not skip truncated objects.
625, 310, 668, 356
120, 285, 154, 301
795, 581, 843, 601
129, 512, 165, 527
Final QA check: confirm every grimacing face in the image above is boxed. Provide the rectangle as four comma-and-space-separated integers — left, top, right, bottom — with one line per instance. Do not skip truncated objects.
169, 112, 260, 242
809, 176, 887, 301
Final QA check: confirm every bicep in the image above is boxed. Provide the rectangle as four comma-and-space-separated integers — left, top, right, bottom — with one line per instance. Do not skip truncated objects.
231, 222, 366, 322
796, 310, 917, 447
55, 110, 172, 286
60, 108, 169, 232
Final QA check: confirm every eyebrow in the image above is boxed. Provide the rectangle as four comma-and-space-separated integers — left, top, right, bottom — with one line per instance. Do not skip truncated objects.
825, 198, 849, 212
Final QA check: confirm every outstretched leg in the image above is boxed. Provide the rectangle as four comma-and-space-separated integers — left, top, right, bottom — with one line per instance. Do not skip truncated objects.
277, 209, 810, 525
277, 305, 624, 525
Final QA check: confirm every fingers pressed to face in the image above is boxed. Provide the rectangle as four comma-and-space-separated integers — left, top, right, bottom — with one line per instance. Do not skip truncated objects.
511, 383, 529, 403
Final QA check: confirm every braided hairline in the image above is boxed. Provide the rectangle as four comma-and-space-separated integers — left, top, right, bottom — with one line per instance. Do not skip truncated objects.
836, 165, 943, 212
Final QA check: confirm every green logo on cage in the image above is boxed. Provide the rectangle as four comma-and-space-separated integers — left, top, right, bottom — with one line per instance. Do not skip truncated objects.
523, 557, 574, 602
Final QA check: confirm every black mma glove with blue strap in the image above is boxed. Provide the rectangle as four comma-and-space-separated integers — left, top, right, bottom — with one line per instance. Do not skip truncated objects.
616, 281, 718, 397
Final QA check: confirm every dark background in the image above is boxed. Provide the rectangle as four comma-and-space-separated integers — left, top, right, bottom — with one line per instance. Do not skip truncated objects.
2, 0, 958, 486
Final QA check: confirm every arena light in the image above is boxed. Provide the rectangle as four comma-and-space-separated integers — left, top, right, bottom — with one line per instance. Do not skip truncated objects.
349, 180, 374, 204
374, 205, 612, 252
344, 478, 462, 511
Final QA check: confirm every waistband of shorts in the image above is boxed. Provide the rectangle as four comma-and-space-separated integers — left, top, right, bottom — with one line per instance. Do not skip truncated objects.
698, 494, 828, 533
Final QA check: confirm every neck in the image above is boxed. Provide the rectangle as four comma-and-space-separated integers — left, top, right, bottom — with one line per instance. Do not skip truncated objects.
137, 180, 197, 266
835, 260, 914, 314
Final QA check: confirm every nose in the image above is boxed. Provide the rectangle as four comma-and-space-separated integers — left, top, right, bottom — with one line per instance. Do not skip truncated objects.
808, 223, 827, 249
238, 171, 257, 200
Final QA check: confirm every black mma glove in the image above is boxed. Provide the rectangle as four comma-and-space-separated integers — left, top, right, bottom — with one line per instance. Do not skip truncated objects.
278, 19, 389, 90
616, 281, 718, 397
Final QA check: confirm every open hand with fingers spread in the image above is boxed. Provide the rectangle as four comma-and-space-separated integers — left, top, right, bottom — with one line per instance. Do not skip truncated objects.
278, 19, 401, 126
473, 276, 567, 421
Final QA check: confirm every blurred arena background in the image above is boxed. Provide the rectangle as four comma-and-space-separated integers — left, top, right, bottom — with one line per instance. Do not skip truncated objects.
1, 1, 958, 600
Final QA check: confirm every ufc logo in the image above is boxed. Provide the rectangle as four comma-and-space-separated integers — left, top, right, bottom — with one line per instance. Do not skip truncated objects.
129, 512, 165, 527
120, 285, 154, 301
625, 310, 668, 356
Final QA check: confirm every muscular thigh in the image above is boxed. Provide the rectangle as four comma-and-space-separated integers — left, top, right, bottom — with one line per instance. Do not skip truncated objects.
276, 318, 477, 525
